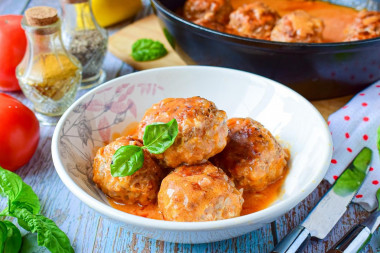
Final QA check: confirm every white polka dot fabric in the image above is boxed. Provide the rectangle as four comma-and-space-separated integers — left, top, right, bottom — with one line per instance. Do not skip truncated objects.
325, 82, 380, 212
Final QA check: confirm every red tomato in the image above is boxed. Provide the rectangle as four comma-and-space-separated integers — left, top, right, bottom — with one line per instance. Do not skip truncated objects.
0, 15, 27, 91
0, 93, 39, 171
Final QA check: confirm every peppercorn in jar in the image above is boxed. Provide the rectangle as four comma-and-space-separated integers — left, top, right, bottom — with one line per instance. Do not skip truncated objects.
61, 0, 108, 89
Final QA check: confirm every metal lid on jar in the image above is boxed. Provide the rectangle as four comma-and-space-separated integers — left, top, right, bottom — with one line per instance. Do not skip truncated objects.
25, 6, 58, 26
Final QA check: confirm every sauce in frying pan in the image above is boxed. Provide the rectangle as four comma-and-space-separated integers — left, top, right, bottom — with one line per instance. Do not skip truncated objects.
230, 0, 358, 42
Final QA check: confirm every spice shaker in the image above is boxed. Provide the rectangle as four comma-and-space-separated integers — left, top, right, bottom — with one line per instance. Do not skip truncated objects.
61, 0, 107, 89
16, 6, 82, 125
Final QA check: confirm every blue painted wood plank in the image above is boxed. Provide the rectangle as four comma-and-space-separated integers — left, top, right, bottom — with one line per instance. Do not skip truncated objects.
93, 217, 274, 253
0, 0, 29, 15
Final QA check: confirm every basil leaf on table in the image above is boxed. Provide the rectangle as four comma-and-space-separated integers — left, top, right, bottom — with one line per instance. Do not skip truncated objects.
0, 166, 74, 253
131, 39, 168, 61
12, 208, 74, 253
21, 233, 49, 253
0, 221, 6, 253
110, 145, 144, 177
0, 168, 40, 216
143, 119, 179, 154
377, 188, 380, 211
0, 220, 22, 253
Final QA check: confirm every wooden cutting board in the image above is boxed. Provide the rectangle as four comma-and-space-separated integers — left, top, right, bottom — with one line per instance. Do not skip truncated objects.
108, 15, 352, 119
108, 15, 186, 70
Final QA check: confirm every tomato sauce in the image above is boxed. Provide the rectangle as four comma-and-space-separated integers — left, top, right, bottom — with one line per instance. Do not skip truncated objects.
230, 0, 358, 42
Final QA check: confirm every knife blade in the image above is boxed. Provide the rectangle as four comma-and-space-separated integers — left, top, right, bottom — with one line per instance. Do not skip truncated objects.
272, 147, 373, 253
327, 188, 380, 253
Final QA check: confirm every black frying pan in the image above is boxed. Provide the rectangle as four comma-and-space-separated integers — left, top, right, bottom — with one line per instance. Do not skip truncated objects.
151, 0, 380, 99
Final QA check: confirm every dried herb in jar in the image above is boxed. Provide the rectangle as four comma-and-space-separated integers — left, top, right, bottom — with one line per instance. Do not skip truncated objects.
68, 29, 107, 79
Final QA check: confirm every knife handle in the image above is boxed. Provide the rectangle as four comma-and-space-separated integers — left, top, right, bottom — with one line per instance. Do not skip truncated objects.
327, 225, 371, 253
271, 226, 311, 253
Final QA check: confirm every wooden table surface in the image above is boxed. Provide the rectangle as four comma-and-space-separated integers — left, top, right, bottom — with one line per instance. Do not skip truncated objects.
1, 0, 379, 252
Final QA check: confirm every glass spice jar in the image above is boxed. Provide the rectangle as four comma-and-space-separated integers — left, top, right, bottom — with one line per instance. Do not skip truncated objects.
61, 0, 107, 89
16, 6, 82, 125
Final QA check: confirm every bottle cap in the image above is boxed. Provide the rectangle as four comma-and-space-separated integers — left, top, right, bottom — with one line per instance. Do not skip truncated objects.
25, 6, 58, 26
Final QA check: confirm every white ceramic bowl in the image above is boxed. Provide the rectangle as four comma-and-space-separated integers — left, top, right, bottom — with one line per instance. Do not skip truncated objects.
52, 66, 332, 244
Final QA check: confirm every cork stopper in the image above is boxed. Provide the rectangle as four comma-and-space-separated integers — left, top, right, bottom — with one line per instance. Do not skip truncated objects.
25, 6, 58, 26
63, 0, 88, 3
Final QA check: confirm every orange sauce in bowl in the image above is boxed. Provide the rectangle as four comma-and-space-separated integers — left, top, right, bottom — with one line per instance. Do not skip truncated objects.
109, 199, 164, 220
109, 170, 288, 220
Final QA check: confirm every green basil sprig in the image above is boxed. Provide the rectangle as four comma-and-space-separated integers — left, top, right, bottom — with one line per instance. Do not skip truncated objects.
131, 38, 168, 62
111, 119, 178, 177
0, 167, 74, 253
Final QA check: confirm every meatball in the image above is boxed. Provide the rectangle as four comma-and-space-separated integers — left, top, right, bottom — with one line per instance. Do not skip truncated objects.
158, 162, 243, 221
270, 10, 324, 43
93, 136, 163, 205
184, 0, 233, 31
212, 118, 289, 192
194, 18, 227, 32
227, 2, 280, 40
345, 10, 380, 41
138, 96, 228, 168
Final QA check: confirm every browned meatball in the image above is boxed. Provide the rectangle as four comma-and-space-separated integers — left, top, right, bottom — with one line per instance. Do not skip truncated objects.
270, 10, 324, 43
93, 136, 163, 205
345, 10, 380, 41
194, 18, 227, 32
184, 0, 233, 31
158, 162, 243, 221
212, 118, 289, 192
227, 2, 280, 40
138, 96, 228, 168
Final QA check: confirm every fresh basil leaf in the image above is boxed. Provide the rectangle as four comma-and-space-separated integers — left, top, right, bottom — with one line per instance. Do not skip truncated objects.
143, 119, 178, 154
334, 168, 366, 196
377, 188, 380, 211
131, 38, 168, 61
352, 147, 372, 173
110, 146, 144, 177
0, 221, 7, 253
334, 148, 372, 196
0, 167, 40, 216
2, 220, 22, 253
0, 167, 23, 202
12, 208, 74, 253
10, 182, 40, 216
21, 233, 49, 253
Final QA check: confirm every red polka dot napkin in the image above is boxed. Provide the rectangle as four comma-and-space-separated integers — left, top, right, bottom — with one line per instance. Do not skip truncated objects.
325, 82, 380, 212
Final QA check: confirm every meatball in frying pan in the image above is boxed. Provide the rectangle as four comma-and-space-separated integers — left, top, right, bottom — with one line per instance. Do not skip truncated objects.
270, 10, 324, 43
138, 96, 228, 168
93, 136, 163, 205
158, 162, 243, 221
212, 118, 289, 192
184, 0, 233, 31
227, 2, 280, 40
345, 10, 380, 41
